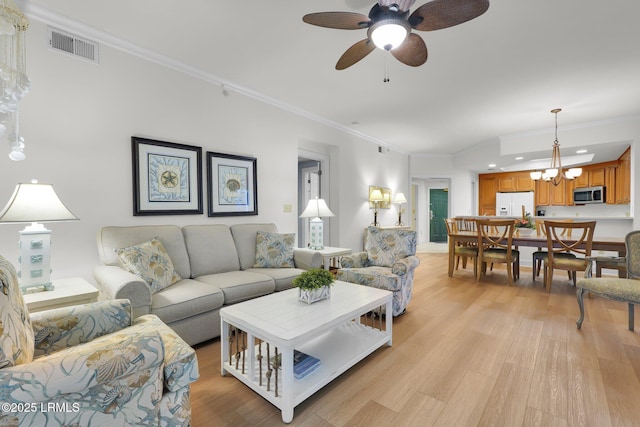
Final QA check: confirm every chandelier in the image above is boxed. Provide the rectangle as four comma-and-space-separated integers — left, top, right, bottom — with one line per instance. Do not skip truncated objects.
529, 108, 582, 186
0, 0, 30, 161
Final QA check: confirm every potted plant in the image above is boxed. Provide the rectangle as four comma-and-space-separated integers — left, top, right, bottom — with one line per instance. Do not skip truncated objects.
515, 214, 536, 236
293, 268, 335, 304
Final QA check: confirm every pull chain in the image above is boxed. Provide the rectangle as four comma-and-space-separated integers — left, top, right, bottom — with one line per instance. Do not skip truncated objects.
383, 55, 390, 83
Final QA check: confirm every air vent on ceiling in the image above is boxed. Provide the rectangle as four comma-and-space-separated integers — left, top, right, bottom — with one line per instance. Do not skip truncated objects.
47, 27, 99, 63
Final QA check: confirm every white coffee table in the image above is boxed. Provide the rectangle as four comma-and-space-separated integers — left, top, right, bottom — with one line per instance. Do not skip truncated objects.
220, 281, 392, 423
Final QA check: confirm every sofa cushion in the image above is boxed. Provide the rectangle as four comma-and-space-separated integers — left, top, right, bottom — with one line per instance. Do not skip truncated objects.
246, 267, 306, 291
115, 237, 181, 293
0, 255, 34, 367
182, 225, 240, 276
195, 271, 275, 305
254, 231, 295, 268
366, 226, 417, 267
230, 223, 278, 270
151, 278, 225, 324
98, 226, 191, 279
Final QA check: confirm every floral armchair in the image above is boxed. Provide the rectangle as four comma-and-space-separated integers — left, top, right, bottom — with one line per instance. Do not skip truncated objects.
337, 226, 419, 316
0, 255, 199, 426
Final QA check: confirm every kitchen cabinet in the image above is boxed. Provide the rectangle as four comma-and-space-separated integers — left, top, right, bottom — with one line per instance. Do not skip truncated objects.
479, 176, 497, 215
480, 150, 630, 209
497, 173, 534, 192
605, 165, 616, 204
615, 147, 631, 204
535, 179, 567, 206
535, 180, 549, 206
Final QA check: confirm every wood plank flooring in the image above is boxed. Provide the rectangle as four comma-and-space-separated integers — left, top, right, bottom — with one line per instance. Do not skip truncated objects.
190, 253, 640, 426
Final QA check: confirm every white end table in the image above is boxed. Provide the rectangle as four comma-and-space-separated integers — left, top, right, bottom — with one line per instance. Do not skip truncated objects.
22, 277, 99, 313
314, 247, 352, 271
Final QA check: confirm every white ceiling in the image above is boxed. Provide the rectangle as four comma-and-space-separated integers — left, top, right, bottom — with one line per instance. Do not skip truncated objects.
20, 0, 640, 172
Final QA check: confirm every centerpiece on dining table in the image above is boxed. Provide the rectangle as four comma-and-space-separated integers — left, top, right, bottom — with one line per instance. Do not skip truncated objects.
515, 205, 536, 236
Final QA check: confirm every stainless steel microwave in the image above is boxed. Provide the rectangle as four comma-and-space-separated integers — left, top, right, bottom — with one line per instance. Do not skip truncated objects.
573, 186, 605, 204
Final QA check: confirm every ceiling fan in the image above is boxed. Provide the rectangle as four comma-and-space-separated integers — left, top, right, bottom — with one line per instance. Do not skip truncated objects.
303, 0, 490, 70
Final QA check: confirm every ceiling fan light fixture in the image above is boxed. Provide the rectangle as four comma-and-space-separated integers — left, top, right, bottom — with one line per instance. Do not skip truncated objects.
370, 21, 408, 51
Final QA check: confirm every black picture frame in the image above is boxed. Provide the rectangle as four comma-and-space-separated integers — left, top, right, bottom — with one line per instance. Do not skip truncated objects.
207, 151, 258, 217
132, 136, 203, 216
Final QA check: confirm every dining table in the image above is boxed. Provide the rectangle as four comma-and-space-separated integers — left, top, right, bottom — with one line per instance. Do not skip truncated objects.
447, 230, 626, 278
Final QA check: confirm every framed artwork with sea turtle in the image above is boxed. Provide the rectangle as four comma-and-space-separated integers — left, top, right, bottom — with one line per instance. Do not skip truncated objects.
207, 151, 258, 217
131, 136, 203, 215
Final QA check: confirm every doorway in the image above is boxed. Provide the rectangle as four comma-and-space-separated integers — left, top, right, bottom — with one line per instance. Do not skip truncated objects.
429, 189, 448, 242
298, 150, 330, 248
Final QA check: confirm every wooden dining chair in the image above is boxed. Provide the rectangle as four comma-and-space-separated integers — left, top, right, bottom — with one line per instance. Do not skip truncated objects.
453, 217, 478, 269
542, 220, 596, 293
532, 218, 575, 282
476, 218, 519, 286
445, 218, 478, 278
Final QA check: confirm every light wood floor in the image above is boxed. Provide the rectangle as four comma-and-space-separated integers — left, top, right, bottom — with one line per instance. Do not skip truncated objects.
190, 253, 640, 426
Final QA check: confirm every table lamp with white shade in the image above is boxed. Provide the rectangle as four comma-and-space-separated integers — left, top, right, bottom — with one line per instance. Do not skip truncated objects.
369, 188, 385, 226
394, 192, 407, 226
0, 180, 78, 293
300, 197, 334, 250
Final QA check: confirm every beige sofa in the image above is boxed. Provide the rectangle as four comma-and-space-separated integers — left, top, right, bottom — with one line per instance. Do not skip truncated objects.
93, 223, 321, 345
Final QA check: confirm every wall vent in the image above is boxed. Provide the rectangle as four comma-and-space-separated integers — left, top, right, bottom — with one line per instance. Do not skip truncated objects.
47, 27, 99, 63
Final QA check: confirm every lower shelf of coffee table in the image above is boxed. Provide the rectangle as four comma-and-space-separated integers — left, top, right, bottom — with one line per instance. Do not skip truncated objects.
222, 319, 390, 412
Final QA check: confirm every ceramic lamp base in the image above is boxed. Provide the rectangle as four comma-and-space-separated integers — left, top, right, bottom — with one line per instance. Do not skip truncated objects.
308, 217, 325, 250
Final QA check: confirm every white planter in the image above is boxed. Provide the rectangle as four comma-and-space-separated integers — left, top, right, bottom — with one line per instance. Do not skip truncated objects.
516, 228, 535, 236
299, 286, 331, 304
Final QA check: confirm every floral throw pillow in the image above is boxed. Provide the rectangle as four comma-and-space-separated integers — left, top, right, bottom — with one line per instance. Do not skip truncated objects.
0, 255, 35, 368
115, 237, 181, 293
254, 231, 295, 268
366, 226, 417, 268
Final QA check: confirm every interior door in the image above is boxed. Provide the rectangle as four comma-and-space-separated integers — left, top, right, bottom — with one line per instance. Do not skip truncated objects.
429, 189, 448, 242
301, 167, 320, 247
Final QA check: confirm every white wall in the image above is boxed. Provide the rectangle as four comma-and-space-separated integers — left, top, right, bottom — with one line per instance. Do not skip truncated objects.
0, 20, 410, 282
410, 154, 478, 244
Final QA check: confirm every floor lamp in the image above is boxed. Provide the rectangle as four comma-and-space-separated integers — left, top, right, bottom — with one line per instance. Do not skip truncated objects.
300, 197, 335, 250
0, 181, 78, 293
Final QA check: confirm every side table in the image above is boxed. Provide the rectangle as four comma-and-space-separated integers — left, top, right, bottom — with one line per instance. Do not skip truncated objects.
22, 277, 99, 313
314, 247, 352, 271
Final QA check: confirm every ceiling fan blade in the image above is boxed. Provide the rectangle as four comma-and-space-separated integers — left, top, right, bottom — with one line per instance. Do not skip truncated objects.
303, 12, 371, 30
336, 39, 376, 70
409, 0, 489, 31
378, 0, 416, 12
391, 33, 428, 67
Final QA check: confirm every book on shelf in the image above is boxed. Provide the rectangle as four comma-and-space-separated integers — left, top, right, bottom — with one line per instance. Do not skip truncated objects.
270, 349, 321, 380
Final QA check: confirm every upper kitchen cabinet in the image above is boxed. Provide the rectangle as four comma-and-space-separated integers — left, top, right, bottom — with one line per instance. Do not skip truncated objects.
615, 147, 631, 204
497, 172, 535, 192
575, 166, 606, 188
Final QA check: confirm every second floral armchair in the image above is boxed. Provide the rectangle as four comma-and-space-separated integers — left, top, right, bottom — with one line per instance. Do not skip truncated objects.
337, 226, 419, 316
